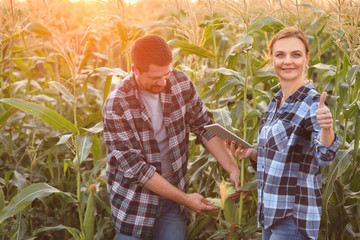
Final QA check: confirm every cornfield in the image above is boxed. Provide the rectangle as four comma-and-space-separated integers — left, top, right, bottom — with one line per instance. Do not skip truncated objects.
0, 0, 359, 239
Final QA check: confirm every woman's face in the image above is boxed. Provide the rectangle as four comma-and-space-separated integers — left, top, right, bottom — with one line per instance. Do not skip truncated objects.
271, 37, 310, 83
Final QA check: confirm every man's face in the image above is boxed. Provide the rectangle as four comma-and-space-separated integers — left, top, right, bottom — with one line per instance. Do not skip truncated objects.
132, 64, 171, 94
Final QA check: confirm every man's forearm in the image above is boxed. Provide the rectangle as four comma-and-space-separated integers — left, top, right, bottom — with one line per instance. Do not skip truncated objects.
144, 171, 218, 213
144, 172, 189, 204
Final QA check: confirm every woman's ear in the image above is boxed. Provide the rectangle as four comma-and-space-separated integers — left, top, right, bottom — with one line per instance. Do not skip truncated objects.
306, 52, 310, 65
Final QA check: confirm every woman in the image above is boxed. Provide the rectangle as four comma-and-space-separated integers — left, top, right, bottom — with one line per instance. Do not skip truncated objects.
227, 26, 339, 240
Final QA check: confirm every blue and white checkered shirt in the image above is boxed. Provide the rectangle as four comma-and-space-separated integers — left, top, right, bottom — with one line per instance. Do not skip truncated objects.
256, 82, 339, 240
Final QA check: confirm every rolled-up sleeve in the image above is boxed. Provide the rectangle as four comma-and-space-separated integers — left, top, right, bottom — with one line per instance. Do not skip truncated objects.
305, 99, 340, 166
103, 99, 156, 186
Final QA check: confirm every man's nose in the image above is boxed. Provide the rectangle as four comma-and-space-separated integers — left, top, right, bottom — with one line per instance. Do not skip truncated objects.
157, 78, 167, 86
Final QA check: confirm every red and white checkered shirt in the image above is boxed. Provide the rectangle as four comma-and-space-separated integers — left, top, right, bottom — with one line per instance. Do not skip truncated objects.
102, 68, 214, 239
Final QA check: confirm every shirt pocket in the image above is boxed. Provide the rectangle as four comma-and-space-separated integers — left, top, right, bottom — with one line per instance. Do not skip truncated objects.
265, 120, 294, 152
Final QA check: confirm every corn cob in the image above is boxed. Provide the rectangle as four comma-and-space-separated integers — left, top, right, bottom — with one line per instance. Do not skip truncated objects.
220, 180, 228, 206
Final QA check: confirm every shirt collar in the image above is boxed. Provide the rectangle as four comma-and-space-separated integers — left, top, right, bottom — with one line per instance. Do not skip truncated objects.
274, 82, 314, 103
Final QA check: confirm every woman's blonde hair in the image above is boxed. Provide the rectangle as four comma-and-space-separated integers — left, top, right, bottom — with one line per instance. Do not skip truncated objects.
268, 26, 310, 56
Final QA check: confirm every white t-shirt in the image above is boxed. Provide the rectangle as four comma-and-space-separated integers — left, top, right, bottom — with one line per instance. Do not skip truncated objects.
138, 89, 177, 185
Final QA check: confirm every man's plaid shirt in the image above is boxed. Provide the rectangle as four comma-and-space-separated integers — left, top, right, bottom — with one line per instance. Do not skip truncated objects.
102, 68, 214, 239
256, 82, 339, 239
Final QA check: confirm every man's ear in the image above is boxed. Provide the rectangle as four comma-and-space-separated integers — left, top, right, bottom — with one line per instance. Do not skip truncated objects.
131, 64, 139, 77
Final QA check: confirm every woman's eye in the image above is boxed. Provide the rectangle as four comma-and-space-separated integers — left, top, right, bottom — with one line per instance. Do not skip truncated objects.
276, 53, 283, 57
293, 53, 301, 57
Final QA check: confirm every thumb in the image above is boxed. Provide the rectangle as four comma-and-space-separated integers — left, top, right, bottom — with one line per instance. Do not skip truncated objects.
201, 198, 214, 206
318, 92, 327, 109
234, 181, 240, 191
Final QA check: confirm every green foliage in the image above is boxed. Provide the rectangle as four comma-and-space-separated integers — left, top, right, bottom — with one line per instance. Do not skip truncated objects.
0, 0, 359, 239
0, 98, 79, 134
0, 183, 68, 224
83, 190, 95, 240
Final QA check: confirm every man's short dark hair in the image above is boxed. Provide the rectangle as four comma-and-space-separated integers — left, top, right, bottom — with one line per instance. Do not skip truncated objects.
130, 35, 173, 73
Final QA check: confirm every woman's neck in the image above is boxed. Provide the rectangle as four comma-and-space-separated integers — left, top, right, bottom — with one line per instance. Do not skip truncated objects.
277, 78, 309, 109
280, 78, 309, 100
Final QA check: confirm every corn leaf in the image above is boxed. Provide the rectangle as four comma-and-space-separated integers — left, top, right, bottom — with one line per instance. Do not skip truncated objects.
345, 65, 360, 85
48, 81, 75, 104
0, 98, 79, 134
47, 148, 55, 179
206, 197, 223, 209
34, 224, 69, 236
82, 122, 104, 134
248, 16, 284, 35
214, 77, 242, 100
91, 134, 103, 162
24, 22, 51, 36
13, 171, 27, 190
168, 39, 216, 59
0, 107, 17, 125
0, 188, 4, 210
354, 108, 360, 161
208, 107, 232, 127
73, 135, 94, 166
56, 134, 73, 146
224, 198, 237, 223
0, 183, 61, 224
311, 63, 336, 71
84, 191, 95, 240
187, 214, 213, 240
322, 146, 354, 221
94, 67, 128, 77
103, 75, 112, 105
67, 227, 82, 240
229, 35, 254, 56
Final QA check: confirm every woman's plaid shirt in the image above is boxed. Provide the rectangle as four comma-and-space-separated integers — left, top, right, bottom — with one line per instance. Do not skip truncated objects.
102, 68, 214, 239
257, 82, 339, 240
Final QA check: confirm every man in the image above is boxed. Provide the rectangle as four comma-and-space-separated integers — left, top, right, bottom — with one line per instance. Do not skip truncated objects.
103, 34, 240, 240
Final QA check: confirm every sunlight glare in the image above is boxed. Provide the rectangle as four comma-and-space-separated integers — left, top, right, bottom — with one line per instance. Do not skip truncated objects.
12, 0, 139, 3
66, 0, 138, 3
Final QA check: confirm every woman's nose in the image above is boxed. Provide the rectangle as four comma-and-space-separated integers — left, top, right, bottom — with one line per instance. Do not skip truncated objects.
284, 56, 292, 64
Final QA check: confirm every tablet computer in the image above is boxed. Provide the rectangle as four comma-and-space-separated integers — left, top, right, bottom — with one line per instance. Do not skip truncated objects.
204, 123, 253, 149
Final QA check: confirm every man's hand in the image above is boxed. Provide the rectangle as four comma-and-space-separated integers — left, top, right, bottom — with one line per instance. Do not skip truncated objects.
185, 193, 219, 213
229, 168, 240, 190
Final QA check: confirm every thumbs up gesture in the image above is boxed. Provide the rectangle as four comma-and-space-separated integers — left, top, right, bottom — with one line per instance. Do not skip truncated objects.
315, 92, 333, 129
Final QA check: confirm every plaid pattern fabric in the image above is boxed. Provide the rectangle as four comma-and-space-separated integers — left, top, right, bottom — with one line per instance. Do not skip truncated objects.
256, 82, 339, 240
102, 68, 214, 239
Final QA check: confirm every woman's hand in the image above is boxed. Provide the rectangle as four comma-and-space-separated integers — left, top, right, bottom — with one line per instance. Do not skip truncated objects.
316, 92, 335, 146
316, 92, 333, 129
225, 140, 257, 162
